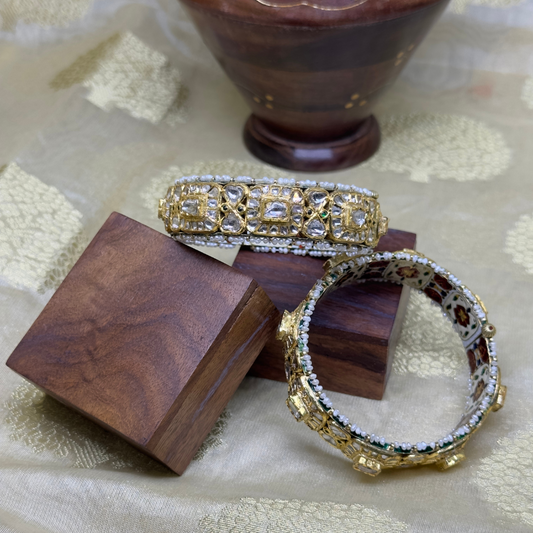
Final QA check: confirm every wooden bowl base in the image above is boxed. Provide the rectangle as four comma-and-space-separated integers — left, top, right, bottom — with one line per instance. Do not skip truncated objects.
244, 114, 381, 172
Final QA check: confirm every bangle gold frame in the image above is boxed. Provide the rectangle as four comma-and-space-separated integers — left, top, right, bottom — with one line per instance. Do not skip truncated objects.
158, 176, 388, 256
277, 249, 506, 476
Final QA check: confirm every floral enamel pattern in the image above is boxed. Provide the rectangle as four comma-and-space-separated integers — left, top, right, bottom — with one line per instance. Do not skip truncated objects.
278, 249, 505, 475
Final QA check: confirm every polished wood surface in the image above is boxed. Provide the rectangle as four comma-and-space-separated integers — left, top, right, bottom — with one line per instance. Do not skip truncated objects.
181, 0, 450, 171
244, 114, 380, 172
233, 229, 417, 400
6, 213, 279, 474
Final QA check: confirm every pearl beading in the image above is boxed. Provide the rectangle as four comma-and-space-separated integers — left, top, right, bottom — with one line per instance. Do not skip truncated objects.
280, 250, 505, 475
159, 176, 387, 255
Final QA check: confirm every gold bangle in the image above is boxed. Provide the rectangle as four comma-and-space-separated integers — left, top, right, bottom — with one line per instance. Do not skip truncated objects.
158, 175, 389, 256
277, 249, 506, 476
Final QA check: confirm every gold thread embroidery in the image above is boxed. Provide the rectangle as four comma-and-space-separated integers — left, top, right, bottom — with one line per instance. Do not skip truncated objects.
0, 0, 92, 31
504, 212, 533, 275
0, 163, 86, 293
193, 409, 231, 461
199, 497, 409, 532
50, 32, 187, 126
4, 382, 231, 470
142, 159, 293, 215
393, 291, 467, 378
472, 427, 533, 527
363, 113, 511, 183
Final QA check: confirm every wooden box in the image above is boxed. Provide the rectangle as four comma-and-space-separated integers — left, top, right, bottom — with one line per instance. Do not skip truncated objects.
233, 229, 416, 400
6, 213, 279, 475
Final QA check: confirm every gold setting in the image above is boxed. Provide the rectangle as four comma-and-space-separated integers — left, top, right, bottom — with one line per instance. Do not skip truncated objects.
159, 178, 387, 253
280, 249, 505, 475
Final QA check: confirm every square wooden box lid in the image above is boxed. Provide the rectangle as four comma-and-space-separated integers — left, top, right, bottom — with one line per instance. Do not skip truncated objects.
6, 212, 279, 474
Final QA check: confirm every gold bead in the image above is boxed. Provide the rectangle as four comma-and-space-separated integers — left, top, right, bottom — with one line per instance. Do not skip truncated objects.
482, 323, 497, 338
436, 453, 465, 471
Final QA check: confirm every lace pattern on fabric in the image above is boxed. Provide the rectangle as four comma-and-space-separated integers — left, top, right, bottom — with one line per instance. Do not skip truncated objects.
199, 498, 408, 533
472, 427, 533, 527
0, 163, 86, 293
363, 113, 511, 183
0, 0, 92, 31
50, 32, 187, 126
504, 213, 533, 275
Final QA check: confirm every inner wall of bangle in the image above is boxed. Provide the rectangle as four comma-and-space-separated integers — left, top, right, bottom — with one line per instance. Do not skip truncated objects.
298, 252, 498, 452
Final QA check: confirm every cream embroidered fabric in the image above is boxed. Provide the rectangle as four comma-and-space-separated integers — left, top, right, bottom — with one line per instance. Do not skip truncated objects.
0, 0, 93, 32
199, 498, 409, 532
362, 112, 511, 183
51, 31, 187, 125
0, 163, 86, 293
0, 1, 532, 532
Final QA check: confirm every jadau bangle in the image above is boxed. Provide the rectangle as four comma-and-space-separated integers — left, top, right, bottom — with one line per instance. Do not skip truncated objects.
158, 175, 389, 256
277, 249, 506, 476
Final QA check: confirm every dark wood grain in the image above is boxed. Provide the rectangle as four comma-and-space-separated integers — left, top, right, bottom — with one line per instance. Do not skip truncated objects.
233, 229, 417, 400
6, 213, 279, 475
244, 114, 380, 172
180, 0, 450, 171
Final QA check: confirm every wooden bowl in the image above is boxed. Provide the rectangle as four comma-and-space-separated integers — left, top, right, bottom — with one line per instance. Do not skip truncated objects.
180, 0, 450, 172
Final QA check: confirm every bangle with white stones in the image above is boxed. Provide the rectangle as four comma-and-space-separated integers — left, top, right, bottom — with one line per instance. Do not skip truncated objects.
277, 249, 506, 476
158, 175, 389, 256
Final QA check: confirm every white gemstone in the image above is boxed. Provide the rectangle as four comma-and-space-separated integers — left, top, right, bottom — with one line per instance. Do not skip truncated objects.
221, 213, 243, 233
225, 185, 244, 205
292, 205, 303, 214
282, 188, 291, 196
247, 220, 259, 231
258, 224, 268, 233
248, 198, 259, 208
264, 200, 288, 220
207, 199, 218, 208
207, 210, 217, 219
208, 187, 218, 198
204, 220, 215, 230
182, 199, 200, 215
309, 190, 327, 206
251, 188, 261, 198
351, 209, 366, 226
291, 190, 303, 203
332, 206, 341, 216
334, 195, 344, 206
306, 219, 326, 237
